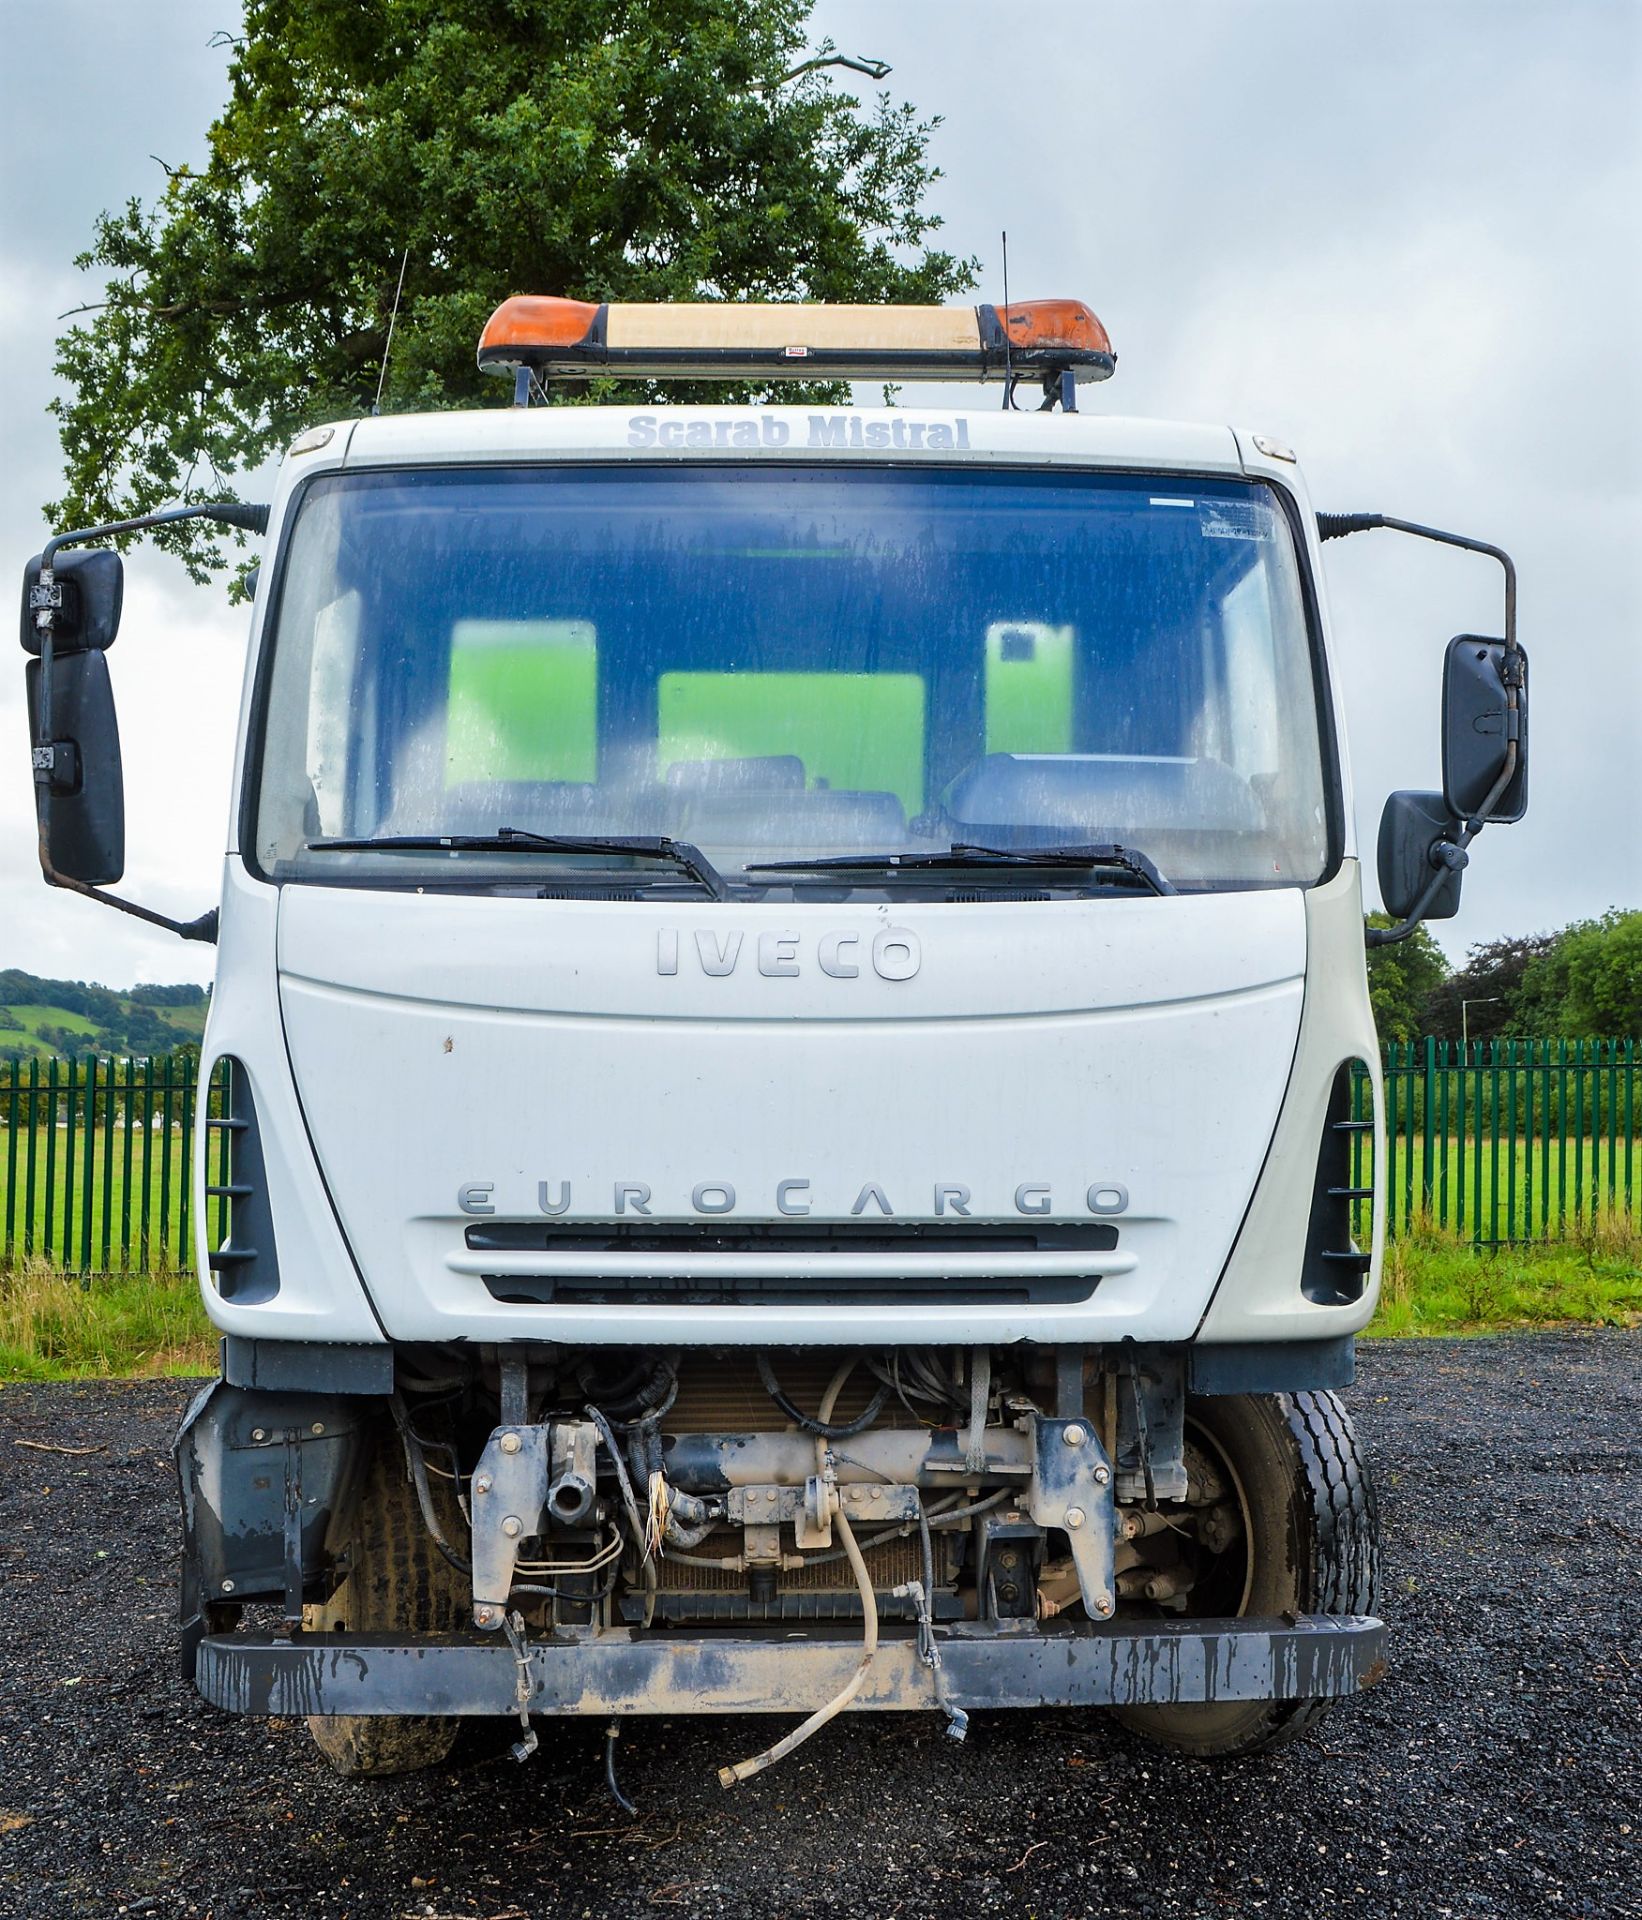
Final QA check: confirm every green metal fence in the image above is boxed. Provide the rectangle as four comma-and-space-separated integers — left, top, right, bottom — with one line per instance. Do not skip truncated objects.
1362, 1038, 1637, 1249
1, 1055, 229, 1274
0, 1041, 1636, 1274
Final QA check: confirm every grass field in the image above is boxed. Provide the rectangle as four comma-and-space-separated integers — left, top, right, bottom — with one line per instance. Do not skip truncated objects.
0, 1232, 1635, 1382
0, 1260, 214, 1381
0, 999, 205, 1063
1367, 1223, 1642, 1338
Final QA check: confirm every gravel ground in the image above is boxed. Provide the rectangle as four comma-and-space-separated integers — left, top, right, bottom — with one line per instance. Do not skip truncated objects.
1, 1331, 1637, 1920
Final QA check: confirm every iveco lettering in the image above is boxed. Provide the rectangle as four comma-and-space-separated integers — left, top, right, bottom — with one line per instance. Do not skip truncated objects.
22, 291, 1529, 1786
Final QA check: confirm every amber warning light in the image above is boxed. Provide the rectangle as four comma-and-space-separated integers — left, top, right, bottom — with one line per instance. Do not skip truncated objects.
477, 297, 1114, 405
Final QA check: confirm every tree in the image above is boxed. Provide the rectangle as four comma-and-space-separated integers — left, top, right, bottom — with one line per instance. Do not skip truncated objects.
1363, 916, 1449, 1045
48, 0, 973, 581
1420, 931, 1560, 1041
1518, 909, 1642, 1037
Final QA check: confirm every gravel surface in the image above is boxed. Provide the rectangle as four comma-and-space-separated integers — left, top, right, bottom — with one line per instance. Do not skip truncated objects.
1, 1332, 1637, 1920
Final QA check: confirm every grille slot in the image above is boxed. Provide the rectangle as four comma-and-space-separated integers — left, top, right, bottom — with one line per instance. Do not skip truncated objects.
204, 1058, 280, 1305
468, 1220, 1118, 1255
480, 1270, 1098, 1306
1302, 1061, 1375, 1305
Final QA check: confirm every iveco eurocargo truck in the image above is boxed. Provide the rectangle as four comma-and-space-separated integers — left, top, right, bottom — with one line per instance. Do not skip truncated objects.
22, 294, 1527, 1784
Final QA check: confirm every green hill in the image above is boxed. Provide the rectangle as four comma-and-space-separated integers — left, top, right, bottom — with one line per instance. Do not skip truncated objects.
0, 969, 208, 1063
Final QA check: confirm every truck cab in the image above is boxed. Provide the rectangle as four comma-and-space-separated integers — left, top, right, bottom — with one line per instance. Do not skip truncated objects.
22, 296, 1527, 1784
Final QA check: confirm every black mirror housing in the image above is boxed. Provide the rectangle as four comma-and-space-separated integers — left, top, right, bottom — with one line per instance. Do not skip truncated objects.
20, 547, 124, 655
1377, 789, 1463, 922
26, 649, 125, 885
1442, 634, 1527, 823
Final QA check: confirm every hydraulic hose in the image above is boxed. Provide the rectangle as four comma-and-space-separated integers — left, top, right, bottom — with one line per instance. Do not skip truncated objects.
756, 1349, 887, 1438
389, 1392, 472, 1574
587, 1402, 658, 1628
718, 1355, 882, 1788
717, 1507, 879, 1788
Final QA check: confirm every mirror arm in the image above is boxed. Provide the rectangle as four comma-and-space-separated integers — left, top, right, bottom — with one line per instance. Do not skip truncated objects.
1366, 835, 1469, 947
1316, 510, 1516, 655
38, 499, 271, 574
1320, 512, 1523, 948
35, 844, 220, 944
30, 499, 271, 664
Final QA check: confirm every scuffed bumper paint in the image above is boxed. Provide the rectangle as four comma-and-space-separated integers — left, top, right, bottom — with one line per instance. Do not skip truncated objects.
197, 1614, 1385, 1719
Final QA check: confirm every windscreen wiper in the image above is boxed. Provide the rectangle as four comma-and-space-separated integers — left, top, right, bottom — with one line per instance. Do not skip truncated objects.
744, 841, 1174, 896
307, 828, 727, 898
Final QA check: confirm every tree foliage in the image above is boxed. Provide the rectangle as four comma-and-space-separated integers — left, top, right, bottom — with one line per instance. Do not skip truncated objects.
1517, 909, 1642, 1037
1420, 931, 1560, 1041
1364, 917, 1450, 1045
1388, 910, 1642, 1045
49, 0, 974, 579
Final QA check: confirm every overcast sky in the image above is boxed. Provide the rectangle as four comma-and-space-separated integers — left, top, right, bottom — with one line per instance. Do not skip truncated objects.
1, 0, 1637, 987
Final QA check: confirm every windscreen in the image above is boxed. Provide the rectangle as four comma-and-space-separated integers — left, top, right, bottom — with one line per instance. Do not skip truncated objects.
252, 463, 1331, 892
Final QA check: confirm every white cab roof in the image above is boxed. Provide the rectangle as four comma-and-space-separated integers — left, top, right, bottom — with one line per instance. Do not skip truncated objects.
327, 405, 1252, 476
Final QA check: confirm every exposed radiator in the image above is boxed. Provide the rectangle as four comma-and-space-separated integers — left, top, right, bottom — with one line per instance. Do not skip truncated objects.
655, 1350, 927, 1435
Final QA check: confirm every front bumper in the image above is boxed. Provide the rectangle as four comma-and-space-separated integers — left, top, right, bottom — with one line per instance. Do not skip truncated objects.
197, 1614, 1385, 1719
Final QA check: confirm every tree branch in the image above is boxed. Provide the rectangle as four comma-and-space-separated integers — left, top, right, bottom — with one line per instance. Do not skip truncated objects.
753, 54, 892, 92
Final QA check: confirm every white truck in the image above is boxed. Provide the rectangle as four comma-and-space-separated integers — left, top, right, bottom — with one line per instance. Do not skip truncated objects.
22, 294, 1526, 1787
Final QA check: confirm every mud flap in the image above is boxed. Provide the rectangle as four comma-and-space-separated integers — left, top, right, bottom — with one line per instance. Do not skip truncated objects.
174, 1379, 369, 1679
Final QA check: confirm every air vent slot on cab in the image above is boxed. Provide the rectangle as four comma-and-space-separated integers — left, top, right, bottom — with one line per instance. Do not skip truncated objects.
1301, 1059, 1376, 1306
204, 1058, 280, 1305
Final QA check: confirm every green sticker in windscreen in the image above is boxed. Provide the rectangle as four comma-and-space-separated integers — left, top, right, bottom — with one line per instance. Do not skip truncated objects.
985, 622, 1074, 756
657, 671, 925, 812
446, 620, 597, 783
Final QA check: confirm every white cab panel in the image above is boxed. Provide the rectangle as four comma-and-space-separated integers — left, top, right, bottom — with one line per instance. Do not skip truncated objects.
276, 885, 1308, 1345
194, 861, 384, 1343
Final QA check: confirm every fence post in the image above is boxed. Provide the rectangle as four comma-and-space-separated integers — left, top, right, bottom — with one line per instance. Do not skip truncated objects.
1607, 1037, 1620, 1218
119, 1057, 134, 1273
23, 1058, 39, 1261
178, 1065, 194, 1271
1627, 1038, 1636, 1222
1436, 1040, 1450, 1230
44, 1056, 62, 1267
158, 1055, 174, 1266
83, 1055, 99, 1276
4, 1066, 17, 1265
139, 1054, 154, 1272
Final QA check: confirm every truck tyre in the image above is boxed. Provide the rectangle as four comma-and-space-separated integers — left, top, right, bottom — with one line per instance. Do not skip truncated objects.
306, 1427, 468, 1777
1111, 1389, 1377, 1759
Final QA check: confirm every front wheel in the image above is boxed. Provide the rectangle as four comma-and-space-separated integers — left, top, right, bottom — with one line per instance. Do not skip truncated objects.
305, 1426, 469, 1777
1111, 1388, 1378, 1758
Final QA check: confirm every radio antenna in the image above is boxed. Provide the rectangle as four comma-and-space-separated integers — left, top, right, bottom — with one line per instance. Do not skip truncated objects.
372, 248, 410, 417
1000, 230, 1014, 410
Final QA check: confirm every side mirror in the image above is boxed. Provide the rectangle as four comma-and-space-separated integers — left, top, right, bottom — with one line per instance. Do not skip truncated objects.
20, 546, 123, 654
1377, 790, 1463, 922
1443, 634, 1527, 823
25, 647, 125, 885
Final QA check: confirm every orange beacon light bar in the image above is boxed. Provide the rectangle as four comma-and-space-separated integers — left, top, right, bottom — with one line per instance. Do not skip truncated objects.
476, 297, 1114, 403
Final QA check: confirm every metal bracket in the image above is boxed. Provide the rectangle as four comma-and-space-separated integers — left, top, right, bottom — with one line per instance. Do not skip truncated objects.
727, 1483, 919, 1527
471, 1424, 551, 1625
796, 1473, 835, 1548
1116, 1345, 1189, 1503
1026, 1415, 1115, 1619
280, 1428, 305, 1629
743, 1524, 782, 1566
